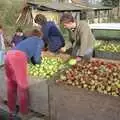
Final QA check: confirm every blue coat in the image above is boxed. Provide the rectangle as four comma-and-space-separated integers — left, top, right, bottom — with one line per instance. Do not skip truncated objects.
42, 21, 65, 52
14, 36, 44, 64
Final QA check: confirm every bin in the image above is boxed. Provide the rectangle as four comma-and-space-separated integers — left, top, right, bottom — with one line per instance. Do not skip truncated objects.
49, 81, 120, 120
94, 50, 120, 60
48, 59, 120, 120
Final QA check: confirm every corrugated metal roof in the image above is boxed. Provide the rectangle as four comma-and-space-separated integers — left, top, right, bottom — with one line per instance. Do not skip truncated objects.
75, 4, 113, 10
28, 1, 112, 12
88, 4, 112, 10
27, 2, 92, 12
72, 0, 89, 6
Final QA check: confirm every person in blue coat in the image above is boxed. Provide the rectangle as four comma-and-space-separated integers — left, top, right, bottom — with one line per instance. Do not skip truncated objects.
13, 29, 44, 64
34, 14, 65, 53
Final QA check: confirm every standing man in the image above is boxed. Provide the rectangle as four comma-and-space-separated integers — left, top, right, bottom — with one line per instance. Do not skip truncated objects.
60, 13, 95, 60
4, 29, 44, 120
34, 14, 65, 53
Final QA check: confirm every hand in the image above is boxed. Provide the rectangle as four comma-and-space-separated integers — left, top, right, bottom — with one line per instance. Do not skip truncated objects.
60, 47, 66, 52
43, 48, 48, 51
76, 56, 82, 62
12, 43, 15, 47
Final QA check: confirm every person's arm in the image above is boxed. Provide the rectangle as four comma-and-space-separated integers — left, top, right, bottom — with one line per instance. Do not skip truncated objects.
11, 35, 16, 45
79, 22, 93, 57
12, 43, 15, 47
0, 34, 5, 50
79, 31, 88, 56
33, 40, 44, 64
60, 30, 73, 52
11, 41, 15, 47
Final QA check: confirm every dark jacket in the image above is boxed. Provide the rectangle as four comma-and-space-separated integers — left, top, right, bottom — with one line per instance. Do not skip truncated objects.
14, 36, 44, 64
11, 34, 27, 46
42, 21, 65, 52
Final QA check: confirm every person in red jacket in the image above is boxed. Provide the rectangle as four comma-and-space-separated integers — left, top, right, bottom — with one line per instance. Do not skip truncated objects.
4, 28, 44, 120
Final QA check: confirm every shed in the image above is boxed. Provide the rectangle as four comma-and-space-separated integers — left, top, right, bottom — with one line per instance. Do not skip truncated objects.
27, 1, 91, 25
16, 1, 113, 25
71, 0, 113, 23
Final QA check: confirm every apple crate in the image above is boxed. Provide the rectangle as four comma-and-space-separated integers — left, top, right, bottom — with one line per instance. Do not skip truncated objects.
94, 50, 120, 60
29, 76, 49, 116
48, 81, 120, 120
29, 53, 70, 116
0, 67, 51, 116
0, 53, 70, 116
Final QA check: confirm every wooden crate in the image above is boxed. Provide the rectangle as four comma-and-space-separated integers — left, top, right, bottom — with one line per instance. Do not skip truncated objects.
0, 52, 70, 116
48, 59, 120, 120
49, 81, 120, 120
94, 50, 120, 60
29, 76, 49, 116
0, 68, 49, 116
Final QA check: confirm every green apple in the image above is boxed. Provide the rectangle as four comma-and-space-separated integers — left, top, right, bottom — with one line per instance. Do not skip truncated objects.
68, 59, 77, 65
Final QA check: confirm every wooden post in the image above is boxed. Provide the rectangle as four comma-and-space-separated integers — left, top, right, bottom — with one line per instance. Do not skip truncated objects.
98, 10, 100, 23
108, 10, 110, 23
109, 10, 112, 23
91, 11, 94, 23
117, 0, 120, 17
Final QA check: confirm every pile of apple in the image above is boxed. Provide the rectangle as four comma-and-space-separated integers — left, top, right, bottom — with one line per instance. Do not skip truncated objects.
95, 41, 120, 52
28, 57, 64, 78
94, 40, 104, 48
56, 60, 120, 96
